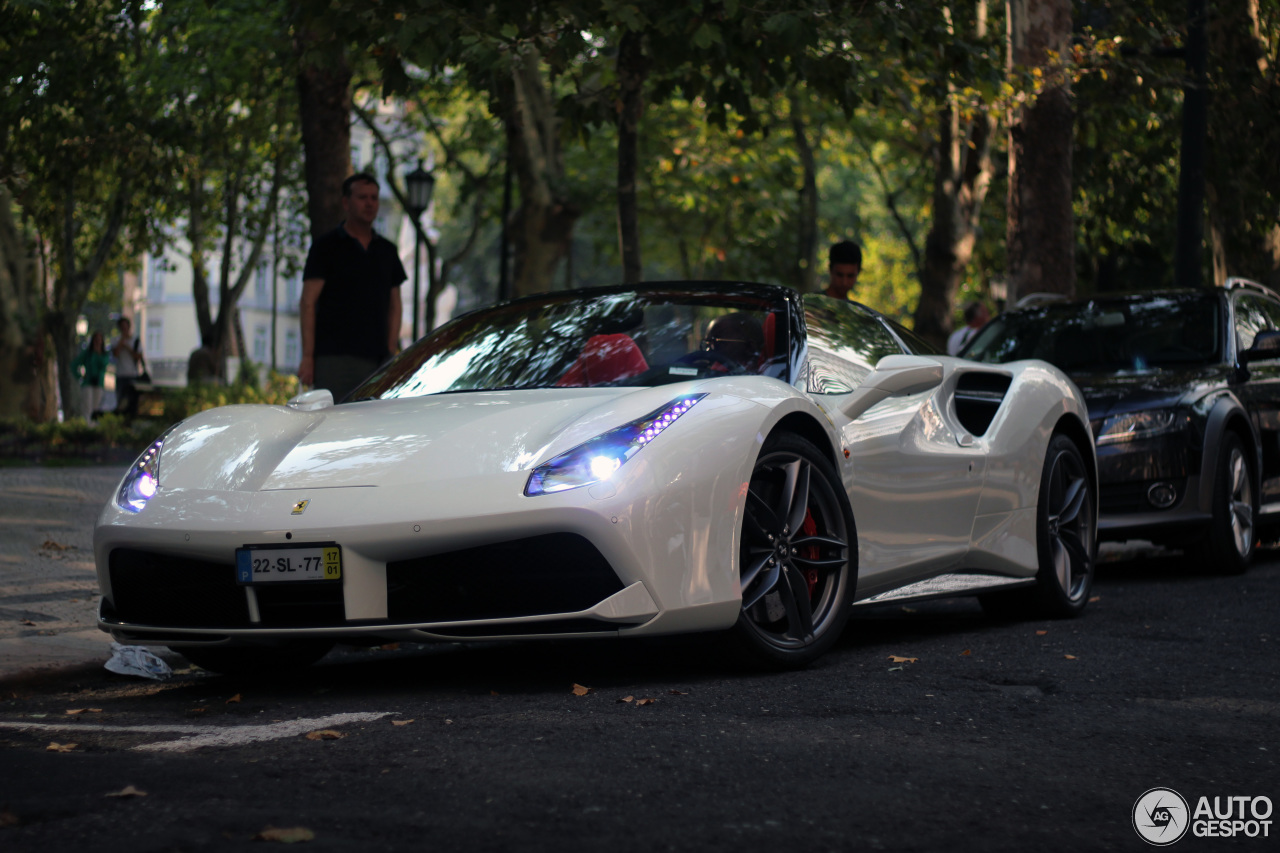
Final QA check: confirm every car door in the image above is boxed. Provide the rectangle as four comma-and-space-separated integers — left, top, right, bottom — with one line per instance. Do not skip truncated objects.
1232, 291, 1280, 508
801, 297, 985, 596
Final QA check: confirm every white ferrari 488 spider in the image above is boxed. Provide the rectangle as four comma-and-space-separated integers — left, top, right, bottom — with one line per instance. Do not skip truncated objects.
95, 283, 1097, 673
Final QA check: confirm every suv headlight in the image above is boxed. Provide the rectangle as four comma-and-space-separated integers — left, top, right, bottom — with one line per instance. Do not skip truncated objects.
1095, 409, 1186, 445
117, 434, 168, 512
526, 394, 706, 496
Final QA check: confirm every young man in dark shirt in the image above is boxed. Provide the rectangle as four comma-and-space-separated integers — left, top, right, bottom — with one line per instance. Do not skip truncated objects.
299, 172, 407, 401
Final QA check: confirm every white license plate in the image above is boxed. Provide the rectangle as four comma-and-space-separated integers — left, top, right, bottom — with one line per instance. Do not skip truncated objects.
235, 544, 342, 584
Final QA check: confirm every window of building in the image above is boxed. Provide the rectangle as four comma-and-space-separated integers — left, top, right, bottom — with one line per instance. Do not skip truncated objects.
255, 263, 270, 307
285, 329, 299, 366
147, 256, 166, 301
285, 272, 300, 309
253, 325, 269, 363
146, 318, 163, 355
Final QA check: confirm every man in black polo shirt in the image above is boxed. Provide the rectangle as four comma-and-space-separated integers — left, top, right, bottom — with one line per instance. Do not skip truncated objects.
299, 172, 407, 401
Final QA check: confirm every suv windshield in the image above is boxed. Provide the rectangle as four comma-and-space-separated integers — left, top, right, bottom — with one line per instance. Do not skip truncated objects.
964, 293, 1221, 373
351, 286, 790, 400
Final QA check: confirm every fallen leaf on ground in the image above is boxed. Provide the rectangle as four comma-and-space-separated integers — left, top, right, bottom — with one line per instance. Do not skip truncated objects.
888, 655, 918, 664
0, 808, 19, 827
571, 683, 593, 696
1064, 654, 1077, 660
490, 691, 500, 696
19, 619, 35, 626
1089, 596, 1101, 603
253, 826, 315, 843
41, 539, 71, 551
226, 694, 242, 704
391, 719, 414, 726
1035, 630, 1048, 636
960, 649, 972, 656
668, 689, 689, 696
379, 643, 400, 651
66, 708, 103, 715
105, 785, 147, 798
888, 666, 904, 672
304, 729, 344, 741
636, 698, 656, 706
46, 742, 77, 752
443, 719, 453, 725
617, 696, 634, 703
901, 606, 918, 613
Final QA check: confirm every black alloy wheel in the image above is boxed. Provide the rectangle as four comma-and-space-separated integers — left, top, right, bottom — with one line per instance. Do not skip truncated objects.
983, 432, 1095, 619
1197, 431, 1255, 574
734, 433, 856, 667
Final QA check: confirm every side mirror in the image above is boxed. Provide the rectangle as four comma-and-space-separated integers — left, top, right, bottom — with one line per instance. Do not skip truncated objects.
1242, 329, 1280, 364
287, 389, 334, 411
838, 355, 944, 421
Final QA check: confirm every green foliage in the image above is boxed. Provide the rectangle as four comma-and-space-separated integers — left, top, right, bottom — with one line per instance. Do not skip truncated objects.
162, 371, 301, 422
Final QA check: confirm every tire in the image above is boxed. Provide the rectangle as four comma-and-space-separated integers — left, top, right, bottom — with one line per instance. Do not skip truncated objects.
174, 641, 334, 677
1196, 431, 1255, 574
733, 433, 856, 668
982, 433, 1096, 619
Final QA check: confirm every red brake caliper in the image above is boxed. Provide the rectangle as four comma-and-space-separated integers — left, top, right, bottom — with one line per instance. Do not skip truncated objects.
803, 509, 820, 598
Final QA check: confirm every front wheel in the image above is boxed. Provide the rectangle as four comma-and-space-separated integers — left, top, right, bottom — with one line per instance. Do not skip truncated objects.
733, 434, 856, 668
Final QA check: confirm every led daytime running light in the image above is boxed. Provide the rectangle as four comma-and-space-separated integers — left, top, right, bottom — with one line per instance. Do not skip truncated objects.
117, 436, 165, 512
526, 394, 706, 496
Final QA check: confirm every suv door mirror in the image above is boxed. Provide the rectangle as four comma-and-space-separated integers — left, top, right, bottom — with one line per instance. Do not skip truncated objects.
1242, 329, 1280, 363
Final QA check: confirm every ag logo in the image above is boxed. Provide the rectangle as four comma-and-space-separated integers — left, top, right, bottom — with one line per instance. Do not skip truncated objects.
1134, 787, 1191, 845
291, 499, 310, 516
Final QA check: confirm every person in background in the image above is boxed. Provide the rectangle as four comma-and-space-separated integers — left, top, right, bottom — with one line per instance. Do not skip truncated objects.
298, 172, 406, 402
112, 316, 143, 418
947, 300, 991, 356
825, 241, 863, 301
73, 332, 110, 420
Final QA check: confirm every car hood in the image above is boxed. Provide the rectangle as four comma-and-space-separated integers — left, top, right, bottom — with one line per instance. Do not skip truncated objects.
1068, 365, 1229, 420
155, 387, 702, 493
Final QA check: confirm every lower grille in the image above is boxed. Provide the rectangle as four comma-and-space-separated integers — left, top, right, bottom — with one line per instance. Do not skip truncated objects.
109, 548, 347, 628
386, 533, 624, 623
109, 549, 249, 628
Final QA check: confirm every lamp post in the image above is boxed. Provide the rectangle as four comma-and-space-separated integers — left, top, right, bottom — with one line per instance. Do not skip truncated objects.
404, 160, 436, 341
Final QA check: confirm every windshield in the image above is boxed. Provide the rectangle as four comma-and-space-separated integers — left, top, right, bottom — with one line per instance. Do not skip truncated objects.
351, 286, 790, 400
964, 293, 1221, 373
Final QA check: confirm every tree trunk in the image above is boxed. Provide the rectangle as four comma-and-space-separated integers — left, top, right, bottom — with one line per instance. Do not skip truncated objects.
1006, 0, 1075, 303
501, 46, 580, 296
616, 30, 647, 284
790, 91, 820, 293
1205, 0, 1280, 289
0, 187, 55, 420
294, 16, 352, 240
914, 4, 997, 347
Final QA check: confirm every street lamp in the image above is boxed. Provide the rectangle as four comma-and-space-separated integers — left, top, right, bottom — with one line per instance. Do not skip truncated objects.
404, 160, 436, 341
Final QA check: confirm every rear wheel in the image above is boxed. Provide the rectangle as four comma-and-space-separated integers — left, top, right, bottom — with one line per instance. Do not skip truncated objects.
733, 434, 856, 668
174, 641, 334, 677
1196, 431, 1255, 574
983, 433, 1095, 619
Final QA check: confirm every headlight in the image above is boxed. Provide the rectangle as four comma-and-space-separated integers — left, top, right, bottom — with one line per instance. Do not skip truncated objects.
117, 434, 167, 512
1095, 409, 1185, 446
525, 394, 706, 496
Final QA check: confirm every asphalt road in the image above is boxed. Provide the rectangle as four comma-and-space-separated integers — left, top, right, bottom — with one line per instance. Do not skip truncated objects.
1, 543, 1276, 852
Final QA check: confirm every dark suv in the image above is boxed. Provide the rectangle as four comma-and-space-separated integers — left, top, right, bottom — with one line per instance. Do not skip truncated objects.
964, 278, 1280, 572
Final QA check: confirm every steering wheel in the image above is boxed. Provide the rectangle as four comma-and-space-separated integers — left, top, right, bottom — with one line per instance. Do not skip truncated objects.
676, 349, 747, 375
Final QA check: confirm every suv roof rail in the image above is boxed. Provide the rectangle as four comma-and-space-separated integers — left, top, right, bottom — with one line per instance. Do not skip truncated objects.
1013, 292, 1069, 309
1223, 277, 1279, 298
